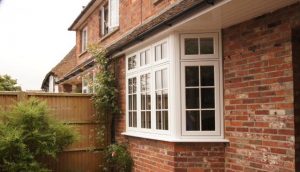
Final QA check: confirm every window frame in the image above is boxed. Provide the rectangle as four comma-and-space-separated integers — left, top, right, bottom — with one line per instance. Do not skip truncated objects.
180, 33, 218, 60
100, 0, 119, 36
126, 39, 170, 136
181, 61, 221, 136
81, 27, 88, 52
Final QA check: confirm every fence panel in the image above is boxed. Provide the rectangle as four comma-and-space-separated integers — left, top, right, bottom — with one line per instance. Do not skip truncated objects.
0, 92, 104, 172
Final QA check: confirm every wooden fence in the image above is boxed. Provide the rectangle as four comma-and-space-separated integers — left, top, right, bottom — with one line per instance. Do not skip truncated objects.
0, 92, 105, 172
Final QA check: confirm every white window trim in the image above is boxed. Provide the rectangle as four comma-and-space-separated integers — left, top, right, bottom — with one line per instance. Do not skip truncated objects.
124, 32, 225, 142
126, 38, 171, 136
181, 61, 221, 136
81, 27, 88, 52
180, 33, 218, 60
101, 0, 119, 36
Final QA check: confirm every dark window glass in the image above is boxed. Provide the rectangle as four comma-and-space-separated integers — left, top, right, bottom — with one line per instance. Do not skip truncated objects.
185, 66, 199, 86
201, 110, 215, 131
201, 88, 215, 108
186, 111, 200, 131
200, 66, 214, 86
200, 38, 214, 54
186, 88, 199, 109
185, 38, 199, 55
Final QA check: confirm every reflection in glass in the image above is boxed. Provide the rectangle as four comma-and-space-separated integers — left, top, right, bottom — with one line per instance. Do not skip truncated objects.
186, 88, 199, 109
201, 88, 215, 108
201, 110, 215, 131
185, 66, 199, 86
185, 38, 199, 55
200, 38, 214, 54
186, 111, 200, 131
128, 56, 136, 70
201, 66, 214, 86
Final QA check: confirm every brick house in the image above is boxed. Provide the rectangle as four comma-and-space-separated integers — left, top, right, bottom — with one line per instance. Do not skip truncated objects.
41, 47, 77, 92
45, 0, 300, 171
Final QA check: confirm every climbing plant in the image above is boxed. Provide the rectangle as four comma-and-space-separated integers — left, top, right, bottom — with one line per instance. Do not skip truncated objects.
88, 45, 119, 145
88, 45, 133, 172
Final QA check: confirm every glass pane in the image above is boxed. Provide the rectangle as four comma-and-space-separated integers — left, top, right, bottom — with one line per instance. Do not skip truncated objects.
146, 94, 151, 110
146, 74, 151, 91
140, 52, 145, 66
186, 88, 199, 109
201, 88, 215, 108
128, 79, 132, 93
162, 111, 168, 130
129, 112, 132, 127
141, 94, 146, 110
162, 42, 167, 59
162, 90, 168, 109
129, 95, 132, 110
132, 78, 137, 93
156, 111, 161, 129
185, 66, 199, 86
133, 112, 137, 127
141, 112, 145, 128
200, 38, 214, 54
146, 111, 151, 129
185, 38, 199, 55
146, 50, 150, 64
201, 66, 214, 86
155, 70, 162, 89
186, 111, 200, 131
133, 94, 137, 110
140, 75, 146, 92
156, 91, 162, 109
155, 45, 162, 61
162, 69, 168, 88
128, 56, 136, 70
201, 110, 215, 131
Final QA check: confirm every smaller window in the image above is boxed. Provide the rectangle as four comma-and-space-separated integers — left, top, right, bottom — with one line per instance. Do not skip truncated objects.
140, 49, 150, 66
181, 33, 218, 59
155, 69, 168, 130
140, 73, 151, 129
155, 42, 167, 61
101, 4, 109, 36
128, 77, 137, 127
128, 55, 137, 70
81, 27, 88, 52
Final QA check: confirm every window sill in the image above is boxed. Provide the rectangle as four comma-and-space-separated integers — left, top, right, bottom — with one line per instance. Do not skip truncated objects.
100, 27, 119, 42
122, 131, 229, 143
78, 50, 88, 58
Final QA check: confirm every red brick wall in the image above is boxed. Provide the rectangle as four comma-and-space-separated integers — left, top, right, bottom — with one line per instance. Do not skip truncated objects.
74, 0, 178, 61
223, 3, 300, 172
128, 137, 225, 172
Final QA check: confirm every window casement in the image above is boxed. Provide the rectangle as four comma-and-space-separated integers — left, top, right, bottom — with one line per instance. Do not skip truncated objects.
124, 33, 224, 142
100, 0, 119, 36
126, 39, 169, 134
181, 61, 221, 136
81, 27, 88, 52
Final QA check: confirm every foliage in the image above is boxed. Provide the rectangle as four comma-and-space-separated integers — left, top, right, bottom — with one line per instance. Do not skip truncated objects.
0, 74, 21, 91
103, 144, 133, 172
88, 45, 119, 144
0, 98, 77, 172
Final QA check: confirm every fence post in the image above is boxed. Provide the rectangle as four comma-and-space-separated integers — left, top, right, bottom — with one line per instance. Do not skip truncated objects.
17, 91, 28, 102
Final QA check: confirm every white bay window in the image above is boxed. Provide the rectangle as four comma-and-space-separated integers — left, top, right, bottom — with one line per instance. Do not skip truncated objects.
124, 32, 225, 142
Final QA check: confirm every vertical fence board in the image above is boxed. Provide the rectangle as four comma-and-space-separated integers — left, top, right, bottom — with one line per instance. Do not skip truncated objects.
0, 92, 104, 172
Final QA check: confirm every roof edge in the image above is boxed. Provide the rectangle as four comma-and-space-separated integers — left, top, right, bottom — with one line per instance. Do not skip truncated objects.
68, 0, 97, 31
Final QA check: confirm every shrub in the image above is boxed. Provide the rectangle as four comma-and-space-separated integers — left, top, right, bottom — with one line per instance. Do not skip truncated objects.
0, 98, 77, 172
103, 144, 133, 172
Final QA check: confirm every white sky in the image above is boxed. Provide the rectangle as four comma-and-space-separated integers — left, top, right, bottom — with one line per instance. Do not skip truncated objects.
0, 0, 90, 90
